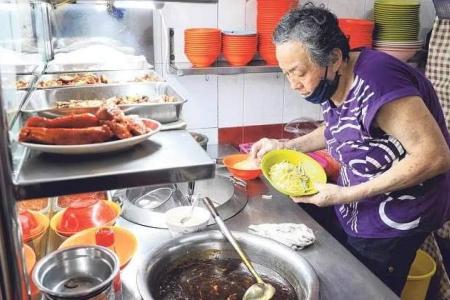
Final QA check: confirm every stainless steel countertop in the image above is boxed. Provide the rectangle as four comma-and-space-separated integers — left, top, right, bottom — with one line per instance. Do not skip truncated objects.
13, 130, 215, 199
116, 145, 399, 300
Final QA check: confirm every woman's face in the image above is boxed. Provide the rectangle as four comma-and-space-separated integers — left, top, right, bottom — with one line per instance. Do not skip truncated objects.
276, 41, 325, 97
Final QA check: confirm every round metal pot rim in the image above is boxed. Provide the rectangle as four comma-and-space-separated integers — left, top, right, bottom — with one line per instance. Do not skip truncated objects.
32, 245, 119, 299
137, 230, 320, 300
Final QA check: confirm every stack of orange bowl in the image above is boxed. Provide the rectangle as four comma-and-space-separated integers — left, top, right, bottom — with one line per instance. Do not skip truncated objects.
50, 198, 121, 248
184, 28, 221, 67
18, 209, 49, 260
257, 0, 298, 65
222, 31, 257, 66
339, 19, 374, 49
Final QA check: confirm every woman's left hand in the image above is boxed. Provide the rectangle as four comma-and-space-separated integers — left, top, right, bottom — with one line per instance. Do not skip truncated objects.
291, 183, 354, 207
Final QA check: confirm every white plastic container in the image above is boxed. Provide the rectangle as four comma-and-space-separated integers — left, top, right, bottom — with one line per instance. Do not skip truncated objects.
165, 206, 210, 237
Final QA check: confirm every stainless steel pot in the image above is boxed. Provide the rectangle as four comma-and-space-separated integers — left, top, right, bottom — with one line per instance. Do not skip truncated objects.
32, 245, 120, 300
137, 230, 319, 300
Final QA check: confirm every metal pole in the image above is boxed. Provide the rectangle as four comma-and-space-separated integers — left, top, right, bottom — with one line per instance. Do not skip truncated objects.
0, 76, 29, 299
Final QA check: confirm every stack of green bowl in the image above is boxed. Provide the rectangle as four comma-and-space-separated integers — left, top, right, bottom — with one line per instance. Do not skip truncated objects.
374, 0, 420, 41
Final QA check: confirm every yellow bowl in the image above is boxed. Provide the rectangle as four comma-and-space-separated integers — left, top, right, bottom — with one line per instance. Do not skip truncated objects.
58, 225, 138, 269
261, 149, 327, 196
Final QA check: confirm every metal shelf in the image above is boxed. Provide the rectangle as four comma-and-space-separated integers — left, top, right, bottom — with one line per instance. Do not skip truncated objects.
13, 130, 215, 199
169, 60, 281, 76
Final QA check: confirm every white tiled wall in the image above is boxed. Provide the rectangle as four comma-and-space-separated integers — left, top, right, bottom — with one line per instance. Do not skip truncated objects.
154, 0, 436, 144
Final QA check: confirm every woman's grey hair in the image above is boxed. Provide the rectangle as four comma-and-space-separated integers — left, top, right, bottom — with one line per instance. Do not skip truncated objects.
273, 3, 350, 67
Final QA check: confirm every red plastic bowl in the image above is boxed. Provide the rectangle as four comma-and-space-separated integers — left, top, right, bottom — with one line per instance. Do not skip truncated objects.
223, 154, 262, 180
57, 199, 117, 235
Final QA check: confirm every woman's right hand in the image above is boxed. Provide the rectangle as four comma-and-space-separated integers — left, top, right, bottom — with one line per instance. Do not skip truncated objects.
250, 138, 286, 160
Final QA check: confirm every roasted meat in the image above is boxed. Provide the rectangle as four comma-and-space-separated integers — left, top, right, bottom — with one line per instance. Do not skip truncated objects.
19, 125, 113, 145
25, 113, 99, 128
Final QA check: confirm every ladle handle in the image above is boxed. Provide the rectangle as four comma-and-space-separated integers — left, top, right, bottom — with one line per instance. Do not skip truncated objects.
202, 197, 264, 284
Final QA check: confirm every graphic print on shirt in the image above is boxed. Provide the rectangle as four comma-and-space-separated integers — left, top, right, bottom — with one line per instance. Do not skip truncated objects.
322, 74, 420, 234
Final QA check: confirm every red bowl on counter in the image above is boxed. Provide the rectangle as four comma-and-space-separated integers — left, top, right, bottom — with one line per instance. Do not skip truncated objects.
53, 199, 120, 236
223, 154, 262, 180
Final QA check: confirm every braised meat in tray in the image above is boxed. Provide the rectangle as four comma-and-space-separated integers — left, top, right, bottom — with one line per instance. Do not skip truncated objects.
19, 102, 152, 145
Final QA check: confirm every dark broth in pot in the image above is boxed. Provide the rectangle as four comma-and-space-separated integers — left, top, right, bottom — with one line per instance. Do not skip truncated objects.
154, 258, 298, 300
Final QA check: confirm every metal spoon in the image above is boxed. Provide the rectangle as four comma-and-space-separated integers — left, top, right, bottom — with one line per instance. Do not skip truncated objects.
180, 194, 200, 224
203, 197, 276, 300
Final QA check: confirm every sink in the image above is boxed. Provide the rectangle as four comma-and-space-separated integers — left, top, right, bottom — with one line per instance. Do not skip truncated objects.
116, 172, 247, 228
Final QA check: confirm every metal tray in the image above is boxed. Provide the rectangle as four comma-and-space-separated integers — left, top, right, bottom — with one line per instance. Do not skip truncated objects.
1, 64, 38, 74
44, 61, 153, 73
21, 83, 187, 123
36, 70, 164, 89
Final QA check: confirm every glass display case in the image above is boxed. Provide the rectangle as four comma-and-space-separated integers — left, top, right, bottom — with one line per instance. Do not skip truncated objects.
0, 1, 215, 299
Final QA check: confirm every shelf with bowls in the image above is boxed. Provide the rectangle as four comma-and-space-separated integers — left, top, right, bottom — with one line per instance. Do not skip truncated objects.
13, 130, 215, 199
169, 60, 281, 76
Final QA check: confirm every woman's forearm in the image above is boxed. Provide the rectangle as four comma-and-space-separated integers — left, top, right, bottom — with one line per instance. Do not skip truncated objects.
284, 124, 326, 153
345, 152, 450, 203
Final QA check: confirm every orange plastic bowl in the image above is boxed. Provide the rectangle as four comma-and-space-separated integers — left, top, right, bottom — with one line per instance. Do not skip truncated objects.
53, 200, 120, 236
59, 226, 138, 269
223, 154, 262, 180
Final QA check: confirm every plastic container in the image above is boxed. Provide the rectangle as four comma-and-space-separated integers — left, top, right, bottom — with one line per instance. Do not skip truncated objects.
401, 250, 436, 300
165, 206, 210, 237
223, 153, 262, 180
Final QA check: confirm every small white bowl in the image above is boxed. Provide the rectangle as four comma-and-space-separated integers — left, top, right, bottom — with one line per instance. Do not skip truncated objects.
165, 206, 210, 237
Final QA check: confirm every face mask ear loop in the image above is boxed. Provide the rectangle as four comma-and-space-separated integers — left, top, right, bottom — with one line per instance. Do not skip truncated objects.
323, 66, 329, 80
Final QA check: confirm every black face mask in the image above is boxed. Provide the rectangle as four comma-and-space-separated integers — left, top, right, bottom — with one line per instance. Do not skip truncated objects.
304, 67, 340, 104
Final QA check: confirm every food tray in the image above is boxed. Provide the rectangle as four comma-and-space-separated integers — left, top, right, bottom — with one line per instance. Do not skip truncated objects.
52, 191, 111, 212
44, 61, 153, 73
36, 70, 163, 89
21, 83, 187, 123
16, 75, 36, 90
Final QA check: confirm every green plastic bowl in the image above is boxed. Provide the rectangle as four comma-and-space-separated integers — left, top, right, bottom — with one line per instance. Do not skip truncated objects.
261, 149, 327, 197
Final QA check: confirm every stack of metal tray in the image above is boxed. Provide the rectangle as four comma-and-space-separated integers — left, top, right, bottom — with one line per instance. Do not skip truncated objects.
21, 83, 187, 124
35, 70, 164, 89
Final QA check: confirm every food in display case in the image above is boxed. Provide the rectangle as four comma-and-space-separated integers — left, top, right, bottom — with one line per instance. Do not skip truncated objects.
57, 191, 108, 209
21, 83, 186, 124
55, 94, 176, 109
19, 103, 159, 145
36, 72, 162, 89
17, 198, 49, 212
16, 79, 29, 90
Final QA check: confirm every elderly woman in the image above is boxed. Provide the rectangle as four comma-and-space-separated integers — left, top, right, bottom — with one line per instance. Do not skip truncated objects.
250, 5, 450, 295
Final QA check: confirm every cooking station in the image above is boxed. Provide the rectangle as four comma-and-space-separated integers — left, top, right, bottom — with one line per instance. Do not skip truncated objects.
117, 144, 400, 300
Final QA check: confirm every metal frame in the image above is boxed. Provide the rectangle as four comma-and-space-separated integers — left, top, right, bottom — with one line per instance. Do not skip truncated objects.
0, 77, 29, 300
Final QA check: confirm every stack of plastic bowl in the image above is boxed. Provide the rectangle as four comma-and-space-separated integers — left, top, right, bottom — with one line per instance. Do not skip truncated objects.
374, 0, 420, 41
373, 40, 422, 62
222, 31, 257, 66
257, 0, 298, 65
19, 209, 49, 260
184, 28, 222, 67
373, 0, 422, 62
22, 244, 39, 299
50, 198, 121, 248
339, 19, 374, 49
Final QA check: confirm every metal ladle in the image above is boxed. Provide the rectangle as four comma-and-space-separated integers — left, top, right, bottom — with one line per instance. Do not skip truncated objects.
203, 197, 276, 300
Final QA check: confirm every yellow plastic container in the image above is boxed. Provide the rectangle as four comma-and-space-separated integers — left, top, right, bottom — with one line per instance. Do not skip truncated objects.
401, 250, 436, 300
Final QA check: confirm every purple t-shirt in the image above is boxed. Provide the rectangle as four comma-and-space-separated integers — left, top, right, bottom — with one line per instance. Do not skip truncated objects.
322, 49, 450, 238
